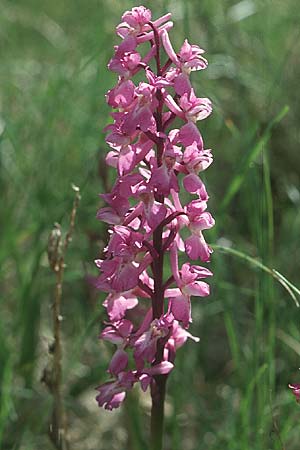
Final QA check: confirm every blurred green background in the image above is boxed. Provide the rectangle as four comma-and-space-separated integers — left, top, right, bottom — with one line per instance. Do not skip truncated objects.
1, 0, 300, 449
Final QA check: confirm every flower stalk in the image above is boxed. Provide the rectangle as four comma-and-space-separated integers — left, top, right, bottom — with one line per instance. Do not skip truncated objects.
150, 374, 166, 450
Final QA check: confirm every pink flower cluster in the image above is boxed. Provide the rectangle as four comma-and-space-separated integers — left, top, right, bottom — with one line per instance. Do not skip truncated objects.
95, 6, 215, 410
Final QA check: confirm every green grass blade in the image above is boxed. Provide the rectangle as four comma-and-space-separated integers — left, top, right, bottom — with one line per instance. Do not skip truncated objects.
220, 105, 289, 211
224, 311, 240, 370
212, 245, 300, 307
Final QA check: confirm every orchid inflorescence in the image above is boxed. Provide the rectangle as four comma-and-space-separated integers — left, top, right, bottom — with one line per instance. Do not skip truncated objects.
95, 5, 215, 411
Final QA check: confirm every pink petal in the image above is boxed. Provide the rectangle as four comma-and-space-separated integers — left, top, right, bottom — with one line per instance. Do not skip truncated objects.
106, 150, 118, 168
191, 265, 213, 278
106, 294, 138, 322
169, 321, 200, 349
111, 263, 140, 292
161, 29, 178, 64
185, 280, 210, 297
96, 207, 121, 225
147, 202, 167, 229
106, 392, 126, 410
191, 212, 215, 231
174, 73, 191, 95
143, 361, 174, 376
184, 234, 212, 262
109, 349, 128, 376
183, 173, 204, 194
118, 146, 136, 175
289, 383, 300, 402
170, 294, 191, 328
164, 94, 184, 118
101, 327, 124, 345
178, 122, 203, 147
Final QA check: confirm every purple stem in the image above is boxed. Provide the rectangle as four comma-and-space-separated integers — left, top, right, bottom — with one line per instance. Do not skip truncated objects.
150, 23, 167, 450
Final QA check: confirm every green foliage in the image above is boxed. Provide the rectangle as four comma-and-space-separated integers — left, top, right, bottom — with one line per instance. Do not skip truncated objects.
1, 0, 300, 449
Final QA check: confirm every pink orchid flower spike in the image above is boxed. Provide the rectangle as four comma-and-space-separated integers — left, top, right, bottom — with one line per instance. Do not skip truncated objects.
94, 6, 215, 450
